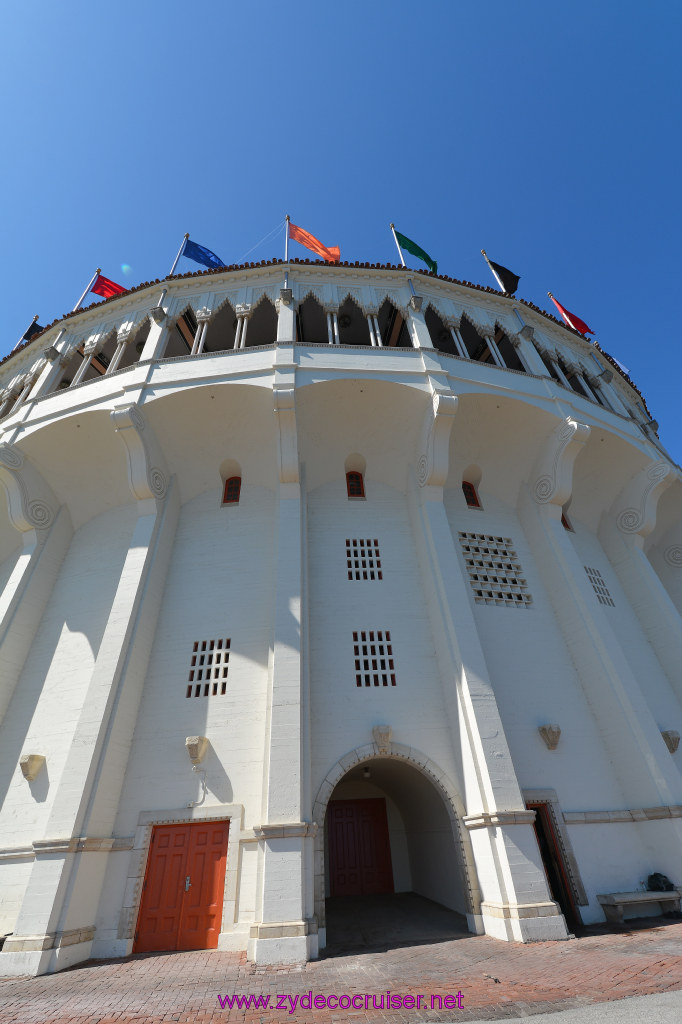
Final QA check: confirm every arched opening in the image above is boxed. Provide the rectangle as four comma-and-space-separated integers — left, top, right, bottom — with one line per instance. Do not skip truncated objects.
378, 299, 411, 348
203, 299, 237, 352
459, 315, 495, 363
297, 295, 328, 344
337, 296, 370, 346
493, 324, 526, 372
317, 755, 473, 952
243, 296, 277, 348
424, 305, 459, 355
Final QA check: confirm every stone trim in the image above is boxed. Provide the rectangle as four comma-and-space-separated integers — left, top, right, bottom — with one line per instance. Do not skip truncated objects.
481, 900, 562, 921
249, 920, 311, 939
253, 822, 318, 839
3, 925, 95, 953
563, 804, 682, 824
463, 810, 536, 829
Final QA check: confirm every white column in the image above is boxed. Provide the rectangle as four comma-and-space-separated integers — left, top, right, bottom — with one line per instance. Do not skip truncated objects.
373, 315, 382, 346
106, 331, 131, 374
520, 433, 682, 822
70, 340, 99, 387
407, 393, 568, 942
485, 334, 505, 368
405, 300, 433, 349
450, 327, 468, 359
332, 312, 340, 345
366, 314, 376, 346
139, 315, 171, 361
249, 384, 314, 964
240, 315, 249, 348
0, 445, 71, 729
0, 409, 178, 978
233, 317, 243, 349
27, 332, 69, 399
326, 312, 333, 345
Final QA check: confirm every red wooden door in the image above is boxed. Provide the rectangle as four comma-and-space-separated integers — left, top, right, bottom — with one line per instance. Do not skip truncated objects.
134, 821, 229, 953
327, 798, 394, 897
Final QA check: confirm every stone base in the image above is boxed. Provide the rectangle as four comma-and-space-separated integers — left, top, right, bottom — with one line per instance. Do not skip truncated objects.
480, 901, 569, 942
247, 921, 318, 964
0, 937, 94, 977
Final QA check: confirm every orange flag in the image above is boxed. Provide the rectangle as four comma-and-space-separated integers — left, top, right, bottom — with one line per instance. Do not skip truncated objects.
288, 221, 340, 263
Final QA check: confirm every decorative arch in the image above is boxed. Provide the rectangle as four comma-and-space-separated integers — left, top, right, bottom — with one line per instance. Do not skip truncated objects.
311, 741, 480, 935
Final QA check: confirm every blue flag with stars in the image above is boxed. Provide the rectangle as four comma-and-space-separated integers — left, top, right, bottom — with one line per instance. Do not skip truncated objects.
183, 238, 225, 269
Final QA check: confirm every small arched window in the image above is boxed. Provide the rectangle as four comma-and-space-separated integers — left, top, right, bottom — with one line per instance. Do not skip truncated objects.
462, 481, 481, 508
222, 476, 241, 505
346, 471, 365, 498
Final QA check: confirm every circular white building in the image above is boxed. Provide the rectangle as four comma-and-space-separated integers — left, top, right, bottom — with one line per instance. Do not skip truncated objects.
0, 256, 681, 977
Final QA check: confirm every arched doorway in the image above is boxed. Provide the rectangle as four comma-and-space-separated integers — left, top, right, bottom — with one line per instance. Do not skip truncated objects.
314, 751, 478, 951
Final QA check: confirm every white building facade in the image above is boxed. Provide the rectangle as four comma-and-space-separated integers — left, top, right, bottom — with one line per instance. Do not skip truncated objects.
0, 259, 681, 977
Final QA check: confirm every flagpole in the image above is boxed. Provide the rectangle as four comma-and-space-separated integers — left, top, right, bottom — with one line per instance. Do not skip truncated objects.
169, 233, 189, 277
389, 223, 406, 267
481, 249, 505, 293
73, 268, 101, 312
390, 222, 418, 298
284, 215, 290, 289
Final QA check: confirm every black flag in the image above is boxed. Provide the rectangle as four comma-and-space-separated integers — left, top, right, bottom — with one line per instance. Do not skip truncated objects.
487, 258, 520, 295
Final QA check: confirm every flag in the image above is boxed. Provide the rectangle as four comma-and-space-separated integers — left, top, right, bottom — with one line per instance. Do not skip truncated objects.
394, 230, 437, 274
91, 274, 127, 298
288, 221, 340, 263
183, 238, 225, 270
22, 319, 45, 341
485, 256, 520, 294
549, 293, 593, 335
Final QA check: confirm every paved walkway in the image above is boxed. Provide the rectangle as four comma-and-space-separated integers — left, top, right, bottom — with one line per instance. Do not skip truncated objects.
1, 917, 682, 1024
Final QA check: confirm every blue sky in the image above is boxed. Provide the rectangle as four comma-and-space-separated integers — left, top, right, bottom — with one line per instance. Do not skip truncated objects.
2, 1, 681, 456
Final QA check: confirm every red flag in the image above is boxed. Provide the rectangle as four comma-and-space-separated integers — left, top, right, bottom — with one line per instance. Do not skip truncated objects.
288, 221, 340, 263
91, 274, 127, 298
549, 294, 593, 335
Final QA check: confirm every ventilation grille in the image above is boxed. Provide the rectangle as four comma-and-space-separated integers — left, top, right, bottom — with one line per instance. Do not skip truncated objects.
353, 630, 395, 687
459, 533, 532, 607
187, 638, 230, 697
346, 538, 382, 580
584, 566, 615, 606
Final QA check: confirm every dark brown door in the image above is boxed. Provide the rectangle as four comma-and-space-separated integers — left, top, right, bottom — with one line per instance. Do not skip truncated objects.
327, 798, 394, 897
134, 821, 229, 953
527, 802, 579, 928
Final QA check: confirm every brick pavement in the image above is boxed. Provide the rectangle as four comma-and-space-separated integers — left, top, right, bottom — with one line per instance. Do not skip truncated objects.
1, 919, 682, 1024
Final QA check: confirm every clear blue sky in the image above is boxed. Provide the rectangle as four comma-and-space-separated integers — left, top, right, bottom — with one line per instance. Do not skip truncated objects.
2, 1, 681, 456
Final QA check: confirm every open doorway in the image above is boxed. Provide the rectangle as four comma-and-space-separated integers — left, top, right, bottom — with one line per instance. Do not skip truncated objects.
320, 757, 472, 951
527, 801, 580, 930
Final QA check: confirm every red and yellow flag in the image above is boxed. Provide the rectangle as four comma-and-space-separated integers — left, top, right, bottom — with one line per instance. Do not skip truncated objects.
288, 221, 340, 263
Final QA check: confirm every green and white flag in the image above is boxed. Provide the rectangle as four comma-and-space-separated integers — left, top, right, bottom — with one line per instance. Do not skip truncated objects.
393, 228, 438, 274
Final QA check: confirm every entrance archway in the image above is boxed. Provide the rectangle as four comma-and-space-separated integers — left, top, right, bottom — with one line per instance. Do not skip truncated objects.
313, 747, 479, 950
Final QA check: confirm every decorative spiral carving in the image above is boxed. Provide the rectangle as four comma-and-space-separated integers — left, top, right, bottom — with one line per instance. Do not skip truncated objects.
618, 508, 642, 533
0, 444, 24, 469
664, 546, 682, 567
534, 475, 554, 503
128, 405, 145, 431
149, 468, 167, 498
27, 500, 53, 528
647, 461, 670, 483
417, 454, 429, 487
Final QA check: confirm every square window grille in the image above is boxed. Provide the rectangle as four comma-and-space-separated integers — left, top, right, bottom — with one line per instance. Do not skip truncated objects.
186, 637, 231, 697
584, 566, 615, 607
352, 630, 396, 687
346, 538, 382, 580
458, 532, 533, 608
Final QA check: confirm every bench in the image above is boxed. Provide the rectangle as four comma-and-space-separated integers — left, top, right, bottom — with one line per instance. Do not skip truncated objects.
597, 890, 682, 925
